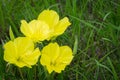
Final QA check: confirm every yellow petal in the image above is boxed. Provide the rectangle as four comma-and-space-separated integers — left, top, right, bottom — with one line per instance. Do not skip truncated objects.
4, 41, 17, 63
54, 64, 66, 73
20, 20, 33, 38
14, 37, 34, 56
38, 10, 59, 29
40, 43, 60, 73
4, 37, 40, 68
23, 48, 41, 65
40, 54, 54, 73
40, 43, 73, 73
54, 17, 71, 36
29, 20, 50, 42
53, 46, 73, 73
56, 46, 73, 65
46, 65, 54, 74
41, 43, 59, 61
21, 20, 50, 42
15, 61, 28, 68
40, 54, 51, 66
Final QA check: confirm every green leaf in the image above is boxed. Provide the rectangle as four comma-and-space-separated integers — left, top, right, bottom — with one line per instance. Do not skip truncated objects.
9, 26, 15, 41
107, 57, 118, 80
73, 35, 78, 55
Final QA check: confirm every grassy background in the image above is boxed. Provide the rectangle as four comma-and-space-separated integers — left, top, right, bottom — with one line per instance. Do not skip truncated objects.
0, 0, 120, 80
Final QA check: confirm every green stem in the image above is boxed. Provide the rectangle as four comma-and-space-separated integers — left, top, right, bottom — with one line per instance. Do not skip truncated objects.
34, 66, 36, 80
51, 72, 55, 80
18, 68, 24, 80
44, 67, 54, 80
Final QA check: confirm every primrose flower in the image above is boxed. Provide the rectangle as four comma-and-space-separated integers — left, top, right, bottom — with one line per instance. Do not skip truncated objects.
38, 10, 71, 39
4, 37, 41, 68
40, 43, 73, 73
20, 20, 50, 42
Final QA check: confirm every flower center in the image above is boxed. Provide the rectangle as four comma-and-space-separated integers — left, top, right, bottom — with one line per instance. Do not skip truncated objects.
17, 57, 21, 61
50, 61, 56, 66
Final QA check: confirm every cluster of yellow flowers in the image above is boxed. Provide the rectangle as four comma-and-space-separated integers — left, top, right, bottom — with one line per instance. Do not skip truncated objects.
4, 10, 73, 73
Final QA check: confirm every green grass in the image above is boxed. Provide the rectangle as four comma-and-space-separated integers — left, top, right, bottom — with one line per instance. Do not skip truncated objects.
0, 0, 120, 80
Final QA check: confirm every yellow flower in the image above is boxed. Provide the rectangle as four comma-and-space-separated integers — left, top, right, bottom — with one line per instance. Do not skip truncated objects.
4, 37, 41, 68
20, 20, 50, 42
38, 10, 71, 39
40, 43, 73, 73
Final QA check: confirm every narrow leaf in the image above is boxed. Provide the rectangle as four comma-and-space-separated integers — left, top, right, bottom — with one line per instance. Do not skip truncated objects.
9, 26, 15, 41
